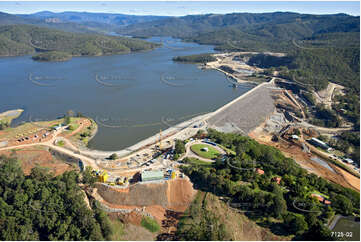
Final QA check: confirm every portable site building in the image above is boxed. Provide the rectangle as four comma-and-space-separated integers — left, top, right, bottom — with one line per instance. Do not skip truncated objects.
141, 170, 164, 182
309, 137, 330, 150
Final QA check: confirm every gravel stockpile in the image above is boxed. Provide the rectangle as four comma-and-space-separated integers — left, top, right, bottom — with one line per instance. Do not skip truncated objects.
207, 83, 276, 134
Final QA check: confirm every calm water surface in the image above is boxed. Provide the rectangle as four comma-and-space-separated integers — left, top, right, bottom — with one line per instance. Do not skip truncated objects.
0, 37, 253, 150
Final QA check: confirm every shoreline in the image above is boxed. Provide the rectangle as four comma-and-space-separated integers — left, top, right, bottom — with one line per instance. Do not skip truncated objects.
78, 79, 267, 157
1, 79, 262, 159
0, 109, 24, 126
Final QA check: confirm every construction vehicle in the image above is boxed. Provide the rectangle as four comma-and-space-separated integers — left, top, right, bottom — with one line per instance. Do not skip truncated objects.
98, 171, 108, 183
115, 176, 129, 185
171, 171, 176, 179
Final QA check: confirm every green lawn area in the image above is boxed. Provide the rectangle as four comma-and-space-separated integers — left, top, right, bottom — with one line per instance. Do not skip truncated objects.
190, 144, 221, 159
140, 216, 160, 233
184, 157, 213, 167
61, 117, 81, 133
109, 218, 125, 240
218, 144, 236, 155
310, 190, 329, 199
56, 140, 65, 147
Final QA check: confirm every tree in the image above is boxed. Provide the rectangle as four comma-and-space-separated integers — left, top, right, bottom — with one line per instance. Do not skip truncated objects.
109, 153, 118, 160
0, 156, 113, 240
284, 213, 308, 235
174, 140, 186, 155
272, 184, 287, 218
332, 194, 353, 215
64, 116, 71, 125
82, 166, 97, 186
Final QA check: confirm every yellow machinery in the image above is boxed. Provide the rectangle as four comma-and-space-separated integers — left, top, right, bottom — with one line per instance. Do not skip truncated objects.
171, 171, 176, 179
115, 176, 128, 185
98, 171, 109, 183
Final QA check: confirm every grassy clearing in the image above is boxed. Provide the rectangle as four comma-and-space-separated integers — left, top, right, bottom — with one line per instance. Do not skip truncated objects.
190, 144, 221, 159
71, 118, 97, 146
218, 144, 236, 155
56, 140, 65, 147
62, 117, 82, 132
109, 218, 125, 240
0, 119, 63, 140
140, 216, 160, 233
184, 157, 213, 167
310, 190, 330, 199
177, 191, 290, 240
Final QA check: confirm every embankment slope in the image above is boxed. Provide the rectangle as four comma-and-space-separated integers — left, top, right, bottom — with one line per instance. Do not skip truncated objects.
96, 178, 196, 211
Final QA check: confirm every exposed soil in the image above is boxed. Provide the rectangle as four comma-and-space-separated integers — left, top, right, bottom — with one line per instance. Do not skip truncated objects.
333, 166, 360, 191
249, 127, 359, 191
94, 178, 197, 239
61, 118, 91, 138
96, 178, 196, 212
0, 146, 74, 176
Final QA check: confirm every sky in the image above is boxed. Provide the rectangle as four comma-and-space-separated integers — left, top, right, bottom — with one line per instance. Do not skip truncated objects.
0, 1, 359, 16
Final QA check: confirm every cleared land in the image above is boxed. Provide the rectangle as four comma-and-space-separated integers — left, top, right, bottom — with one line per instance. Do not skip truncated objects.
190, 144, 221, 159
95, 178, 196, 214
0, 146, 75, 176
249, 126, 360, 191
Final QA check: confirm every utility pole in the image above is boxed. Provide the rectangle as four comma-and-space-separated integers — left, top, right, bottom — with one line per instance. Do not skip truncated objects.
159, 129, 162, 150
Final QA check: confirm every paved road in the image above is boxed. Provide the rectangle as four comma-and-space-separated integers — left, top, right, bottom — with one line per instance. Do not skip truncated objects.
182, 140, 226, 162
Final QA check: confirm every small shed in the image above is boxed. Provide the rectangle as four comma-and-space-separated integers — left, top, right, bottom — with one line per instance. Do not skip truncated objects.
141, 170, 164, 182
272, 177, 282, 184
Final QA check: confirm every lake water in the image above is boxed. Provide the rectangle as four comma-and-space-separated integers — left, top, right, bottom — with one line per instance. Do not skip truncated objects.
0, 37, 253, 150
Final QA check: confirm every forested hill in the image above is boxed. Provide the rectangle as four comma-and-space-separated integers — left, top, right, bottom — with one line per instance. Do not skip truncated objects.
118, 12, 359, 43
0, 11, 169, 34
0, 24, 160, 60
118, 12, 360, 91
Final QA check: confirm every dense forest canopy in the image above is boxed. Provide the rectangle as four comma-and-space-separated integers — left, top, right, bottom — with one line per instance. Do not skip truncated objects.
119, 12, 360, 91
0, 24, 160, 59
0, 155, 112, 240
173, 53, 216, 63
179, 129, 360, 240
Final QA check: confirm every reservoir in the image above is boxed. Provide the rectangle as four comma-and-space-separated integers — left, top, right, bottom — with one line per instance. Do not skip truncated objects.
0, 37, 253, 150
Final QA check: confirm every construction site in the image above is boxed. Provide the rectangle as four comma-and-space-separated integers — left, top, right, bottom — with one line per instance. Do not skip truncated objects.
0, 51, 359, 239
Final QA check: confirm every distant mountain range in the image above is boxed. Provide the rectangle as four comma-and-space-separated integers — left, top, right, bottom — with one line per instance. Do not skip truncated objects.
18, 11, 168, 25
116, 12, 359, 50
0, 10, 359, 89
0, 11, 169, 34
